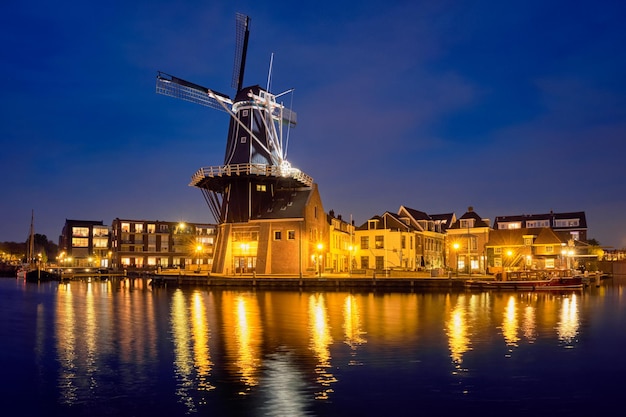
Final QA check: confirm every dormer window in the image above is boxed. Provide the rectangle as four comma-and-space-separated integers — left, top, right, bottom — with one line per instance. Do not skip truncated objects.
460, 219, 475, 229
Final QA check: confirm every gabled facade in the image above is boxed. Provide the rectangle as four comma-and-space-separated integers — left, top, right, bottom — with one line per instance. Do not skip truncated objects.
446, 207, 491, 274
397, 206, 447, 269
485, 227, 571, 273
493, 211, 587, 242
327, 210, 356, 273
353, 206, 449, 272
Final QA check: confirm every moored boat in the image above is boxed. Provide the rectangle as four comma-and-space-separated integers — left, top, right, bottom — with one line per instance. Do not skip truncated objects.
466, 269, 584, 291
25, 268, 61, 283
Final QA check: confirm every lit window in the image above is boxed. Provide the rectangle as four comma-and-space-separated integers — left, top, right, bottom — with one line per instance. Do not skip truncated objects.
256, 184, 266, 192
72, 237, 88, 247
72, 227, 89, 237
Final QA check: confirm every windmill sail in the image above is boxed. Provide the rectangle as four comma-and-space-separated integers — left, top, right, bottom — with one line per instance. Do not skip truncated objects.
232, 13, 251, 92
156, 72, 232, 112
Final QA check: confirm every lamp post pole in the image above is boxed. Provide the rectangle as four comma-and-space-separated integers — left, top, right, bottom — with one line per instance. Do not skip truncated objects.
317, 243, 323, 277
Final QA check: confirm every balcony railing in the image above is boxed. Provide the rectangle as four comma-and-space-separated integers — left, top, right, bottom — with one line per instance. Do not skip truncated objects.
190, 163, 313, 187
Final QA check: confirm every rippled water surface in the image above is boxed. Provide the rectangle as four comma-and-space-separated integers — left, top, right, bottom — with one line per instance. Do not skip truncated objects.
1, 277, 624, 416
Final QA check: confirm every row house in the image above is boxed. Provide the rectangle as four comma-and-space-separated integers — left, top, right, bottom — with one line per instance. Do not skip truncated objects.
493, 211, 587, 242
110, 218, 216, 271
355, 212, 415, 271
59, 219, 111, 268
353, 206, 448, 272
446, 207, 491, 275
485, 227, 574, 274
327, 210, 356, 273
397, 206, 451, 270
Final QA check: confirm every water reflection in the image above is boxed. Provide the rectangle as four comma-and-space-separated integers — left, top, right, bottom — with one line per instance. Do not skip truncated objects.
259, 350, 311, 417
343, 294, 366, 364
53, 279, 157, 409
56, 283, 77, 404
445, 294, 471, 370
502, 295, 520, 350
557, 293, 579, 346
38, 280, 593, 414
308, 293, 336, 400
222, 292, 263, 393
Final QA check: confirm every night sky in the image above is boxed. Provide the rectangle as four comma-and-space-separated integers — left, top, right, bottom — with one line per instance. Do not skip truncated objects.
2, 0, 625, 248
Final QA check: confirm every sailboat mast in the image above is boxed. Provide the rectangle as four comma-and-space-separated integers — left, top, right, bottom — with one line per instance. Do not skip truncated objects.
28, 209, 34, 263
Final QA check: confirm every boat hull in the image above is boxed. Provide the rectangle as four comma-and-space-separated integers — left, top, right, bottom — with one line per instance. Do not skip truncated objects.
24, 269, 61, 283
466, 276, 583, 291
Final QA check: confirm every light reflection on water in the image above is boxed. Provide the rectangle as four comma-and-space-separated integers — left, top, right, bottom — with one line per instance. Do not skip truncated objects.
2, 278, 623, 416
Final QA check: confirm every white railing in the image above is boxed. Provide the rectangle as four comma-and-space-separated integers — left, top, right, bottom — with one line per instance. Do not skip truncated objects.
190, 163, 313, 187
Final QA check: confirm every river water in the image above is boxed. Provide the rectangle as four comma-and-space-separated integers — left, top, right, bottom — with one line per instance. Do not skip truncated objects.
1, 276, 624, 416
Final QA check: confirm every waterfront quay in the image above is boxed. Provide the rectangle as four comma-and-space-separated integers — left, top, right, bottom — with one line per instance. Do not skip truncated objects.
148, 270, 481, 291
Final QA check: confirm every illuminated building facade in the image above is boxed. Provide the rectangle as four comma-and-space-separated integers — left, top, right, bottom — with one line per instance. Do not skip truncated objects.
110, 218, 216, 271
493, 210, 587, 242
485, 227, 571, 273
446, 207, 491, 275
327, 211, 355, 274
59, 219, 110, 268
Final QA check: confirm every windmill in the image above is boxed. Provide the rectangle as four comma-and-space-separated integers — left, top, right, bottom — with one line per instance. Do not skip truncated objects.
156, 13, 325, 276
156, 13, 312, 225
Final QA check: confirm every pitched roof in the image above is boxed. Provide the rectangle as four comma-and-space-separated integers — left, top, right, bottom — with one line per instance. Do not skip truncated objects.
494, 211, 587, 229
356, 211, 412, 232
449, 207, 490, 229
486, 227, 566, 246
429, 213, 455, 232
254, 188, 311, 220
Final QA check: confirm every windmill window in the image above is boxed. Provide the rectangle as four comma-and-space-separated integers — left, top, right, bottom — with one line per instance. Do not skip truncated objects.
242, 110, 248, 116
240, 136, 247, 143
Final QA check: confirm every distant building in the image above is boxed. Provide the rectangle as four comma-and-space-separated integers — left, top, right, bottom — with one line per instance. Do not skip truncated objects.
110, 218, 216, 272
59, 219, 110, 268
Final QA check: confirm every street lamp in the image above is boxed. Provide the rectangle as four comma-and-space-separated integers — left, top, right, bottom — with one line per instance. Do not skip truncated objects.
196, 245, 202, 272
317, 243, 324, 277
453, 243, 459, 276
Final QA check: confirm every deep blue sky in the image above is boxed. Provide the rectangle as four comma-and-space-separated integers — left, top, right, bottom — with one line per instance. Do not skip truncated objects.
2, 0, 626, 248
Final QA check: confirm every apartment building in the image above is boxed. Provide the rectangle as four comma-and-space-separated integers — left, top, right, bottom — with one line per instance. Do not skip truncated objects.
59, 219, 110, 268
493, 211, 587, 242
110, 218, 216, 271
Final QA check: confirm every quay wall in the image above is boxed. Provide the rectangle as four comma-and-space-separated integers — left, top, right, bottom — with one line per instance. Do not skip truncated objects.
149, 275, 467, 291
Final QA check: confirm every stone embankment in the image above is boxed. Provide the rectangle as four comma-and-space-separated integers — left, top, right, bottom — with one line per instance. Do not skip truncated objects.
149, 272, 474, 291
